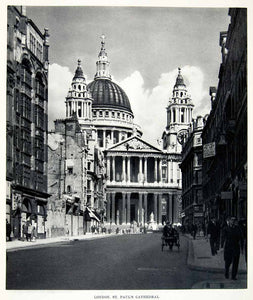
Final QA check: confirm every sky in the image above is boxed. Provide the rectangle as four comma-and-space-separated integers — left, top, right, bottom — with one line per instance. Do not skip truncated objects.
25, 5, 230, 145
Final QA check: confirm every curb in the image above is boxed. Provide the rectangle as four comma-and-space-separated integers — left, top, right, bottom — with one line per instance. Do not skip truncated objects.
186, 236, 247, 275
6, 233, 117, 252
191, 279, 247, 289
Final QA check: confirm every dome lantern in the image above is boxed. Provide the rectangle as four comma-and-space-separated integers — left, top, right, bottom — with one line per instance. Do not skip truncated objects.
94, 34, 112, 80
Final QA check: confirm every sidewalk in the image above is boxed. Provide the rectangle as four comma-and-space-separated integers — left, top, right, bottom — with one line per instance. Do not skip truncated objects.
186, 234, 247, 289
6, 232, 117, 252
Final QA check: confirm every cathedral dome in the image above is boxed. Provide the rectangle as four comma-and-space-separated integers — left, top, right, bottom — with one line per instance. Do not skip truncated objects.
87, 79, 132, 113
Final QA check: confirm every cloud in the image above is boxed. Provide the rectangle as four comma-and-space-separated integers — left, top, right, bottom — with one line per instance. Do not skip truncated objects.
48, 63, 74, 130
120, 66, 210, 145
48, 64, 210, 145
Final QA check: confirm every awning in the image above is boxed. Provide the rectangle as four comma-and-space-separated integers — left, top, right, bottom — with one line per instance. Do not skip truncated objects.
86, 207, 100, 222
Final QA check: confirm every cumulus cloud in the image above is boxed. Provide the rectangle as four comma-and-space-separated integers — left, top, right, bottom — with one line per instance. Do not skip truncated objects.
48, 63, 74, 130
48, 64, 210, 145
120, 66, 210, 145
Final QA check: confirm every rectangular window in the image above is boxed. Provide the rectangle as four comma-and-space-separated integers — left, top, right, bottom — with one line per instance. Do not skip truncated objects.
68, 167, 73, 174
87, 180, 91, 190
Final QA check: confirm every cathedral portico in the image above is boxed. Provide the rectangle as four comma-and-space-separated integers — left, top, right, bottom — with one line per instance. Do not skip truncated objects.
105, 189, 180, 227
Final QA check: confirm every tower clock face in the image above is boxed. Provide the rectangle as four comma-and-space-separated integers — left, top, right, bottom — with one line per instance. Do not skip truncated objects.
177, 129, 188, 145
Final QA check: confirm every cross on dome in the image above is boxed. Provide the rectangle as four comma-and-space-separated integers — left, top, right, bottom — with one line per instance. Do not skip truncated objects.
101, 34, 106, 46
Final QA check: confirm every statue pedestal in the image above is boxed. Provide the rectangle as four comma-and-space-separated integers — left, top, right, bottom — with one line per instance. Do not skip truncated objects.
147, 221, 157, 231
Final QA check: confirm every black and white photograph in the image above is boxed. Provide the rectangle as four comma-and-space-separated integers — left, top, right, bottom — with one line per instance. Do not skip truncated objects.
2, 0, 252, 299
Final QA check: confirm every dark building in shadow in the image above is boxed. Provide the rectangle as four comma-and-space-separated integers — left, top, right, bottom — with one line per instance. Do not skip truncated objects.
202, 8, 247, 223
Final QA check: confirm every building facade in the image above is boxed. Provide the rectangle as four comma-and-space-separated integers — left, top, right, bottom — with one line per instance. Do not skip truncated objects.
180, 116, 205, 231
49, 37, 189, 233
47, 116, 89, 237
6, 6, 50, 239
202, 8, 247, 222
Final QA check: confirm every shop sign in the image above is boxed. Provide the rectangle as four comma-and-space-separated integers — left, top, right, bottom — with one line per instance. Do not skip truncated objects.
6, 181, 11, 199
194, 212, 203, 217
37, 215, 44, 234
221, 191, 233, 200
203, 142, 216, 158
12, 193, 22, 210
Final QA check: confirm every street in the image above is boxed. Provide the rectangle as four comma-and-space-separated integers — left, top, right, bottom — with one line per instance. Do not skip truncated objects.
6, 234, 226, 290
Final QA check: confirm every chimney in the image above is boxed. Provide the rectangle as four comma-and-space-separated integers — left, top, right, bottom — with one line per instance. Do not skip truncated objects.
21, 6, 26, 16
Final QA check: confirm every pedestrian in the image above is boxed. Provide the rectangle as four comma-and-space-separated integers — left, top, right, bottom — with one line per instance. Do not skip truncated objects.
6, 220, 12, 241
23, 222, 29, 241
222, 217, 244, 280
27, 222, 33, 241
207, 217, 220, 255
191, 223, 197, 240
238, 218, 247, 265
31, 225, 36, 241
220, 217, 229, 248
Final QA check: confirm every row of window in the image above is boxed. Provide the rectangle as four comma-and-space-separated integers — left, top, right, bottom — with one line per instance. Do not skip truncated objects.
29, 33, 43, 61
93, 110, 132, 121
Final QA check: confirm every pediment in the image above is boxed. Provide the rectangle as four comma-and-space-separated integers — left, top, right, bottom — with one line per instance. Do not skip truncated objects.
107, 136, 163, 153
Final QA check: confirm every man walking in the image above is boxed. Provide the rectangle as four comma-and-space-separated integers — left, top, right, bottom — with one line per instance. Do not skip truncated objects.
222, 217, 244, 280
207, 217, 220, 255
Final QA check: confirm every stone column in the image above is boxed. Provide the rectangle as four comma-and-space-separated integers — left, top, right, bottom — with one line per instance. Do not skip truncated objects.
168, 160, 171, 183
154, 194, 158, 223
111, 192, 116, 224
112, 156, 115, 182
107, 156, 111, 182
127, 156, 131, 183
85, 102, 87, 118
158, 194, 162, 225
138, 193, 143, 225
111, 129, 114, 144
139, 157, 143, 182
127, 193, 131, 224
159, 158, 162, 183
169, 194, 173, 223
174, 195, 178, 223
103, 130, 106, 148
121, 193, 126, 224
106, 193, 111, 223
144, 193, 148, 225
122, 156, 126, 182
144, 157, 147, 183
154, 157, 158, 183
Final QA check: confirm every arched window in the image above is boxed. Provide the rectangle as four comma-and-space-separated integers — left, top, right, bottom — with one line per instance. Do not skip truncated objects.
67, 185, 71, 193
173, 109, 176, 122
35, 73, 45, 99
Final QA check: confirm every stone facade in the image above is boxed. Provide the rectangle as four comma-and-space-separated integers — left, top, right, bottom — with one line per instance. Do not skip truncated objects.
202, 8, 247, 222
47, 117, 88, 237
180, 116, 205, 231
6, 6, 50, 239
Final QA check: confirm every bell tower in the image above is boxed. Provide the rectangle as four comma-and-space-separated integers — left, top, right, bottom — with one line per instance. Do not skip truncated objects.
162, 68, 194, 153
65, 59, 93, 122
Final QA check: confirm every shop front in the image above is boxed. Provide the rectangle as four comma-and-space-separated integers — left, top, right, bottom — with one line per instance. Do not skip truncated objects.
9, 186, 50, 240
